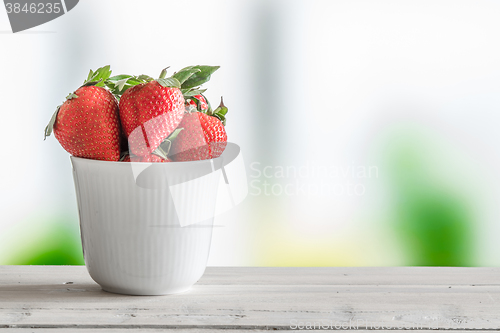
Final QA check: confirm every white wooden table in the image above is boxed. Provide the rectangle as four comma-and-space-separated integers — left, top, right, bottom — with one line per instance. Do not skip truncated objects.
0, 266, 499, 332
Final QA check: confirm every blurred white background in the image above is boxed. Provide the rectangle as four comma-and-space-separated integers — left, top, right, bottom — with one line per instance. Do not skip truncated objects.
1, 0, 500, 266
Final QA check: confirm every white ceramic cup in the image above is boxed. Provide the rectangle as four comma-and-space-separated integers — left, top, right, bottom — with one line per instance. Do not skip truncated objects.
71, 155, 224, 295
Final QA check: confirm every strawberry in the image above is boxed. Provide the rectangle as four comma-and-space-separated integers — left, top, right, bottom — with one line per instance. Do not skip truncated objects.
103, 65, 222, 160
186, 94, 208, 112
169, 105, 228, 162
118, 74, 185, 157
44, 66, 123, 161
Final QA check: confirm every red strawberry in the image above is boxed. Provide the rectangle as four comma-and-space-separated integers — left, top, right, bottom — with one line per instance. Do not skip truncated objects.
119, 81, 184, 157
170, 111, 227, 161
45, 85, 122, 161
186, 94, 208, 112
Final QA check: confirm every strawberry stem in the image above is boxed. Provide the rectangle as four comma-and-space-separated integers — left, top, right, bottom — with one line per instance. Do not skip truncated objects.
157, 128, 184, 156
119, 152, 130, 161
152, 145, 169, 160
159, 67, 169, 79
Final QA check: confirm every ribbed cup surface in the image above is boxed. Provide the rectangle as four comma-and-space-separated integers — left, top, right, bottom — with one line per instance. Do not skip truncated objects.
71, 157, 220, 295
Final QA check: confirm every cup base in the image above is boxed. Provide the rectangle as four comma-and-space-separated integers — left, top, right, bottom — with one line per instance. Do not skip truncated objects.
101, 285, 192, 296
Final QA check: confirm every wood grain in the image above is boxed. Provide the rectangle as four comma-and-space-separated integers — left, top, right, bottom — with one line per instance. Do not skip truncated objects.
0, 266, 499, 331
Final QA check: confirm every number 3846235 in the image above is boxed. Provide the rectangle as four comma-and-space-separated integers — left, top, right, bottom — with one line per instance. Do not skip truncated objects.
5, 3, 62, 14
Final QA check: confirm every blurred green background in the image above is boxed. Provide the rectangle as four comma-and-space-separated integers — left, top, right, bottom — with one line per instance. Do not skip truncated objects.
1, 0, 499, 266
0, 214, 84, 265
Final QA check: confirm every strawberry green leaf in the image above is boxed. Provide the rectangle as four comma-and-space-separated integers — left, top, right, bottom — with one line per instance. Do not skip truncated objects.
214, 112, 226, 120
44, 105, 61, 140
181, 65, 220, 89
105, 74, 152, 99
202, 93, 213, 115
172, 68, 201, 85
65, 92, 78, 100
86, 69, 94, 82
113, 78, 141, 87
115, 78, 130, 91
137, 74, 154, 82
109, 86, 133, 99
108, 74, 133, 82
176, 65, 195, 72
213, 113, 226, 126
157, 77, 181, 88
83, 65, 112, 87
93, 65, 112, 81
81, 80, 103, 87
214, 105, 228, 116
182, 88, 207, 97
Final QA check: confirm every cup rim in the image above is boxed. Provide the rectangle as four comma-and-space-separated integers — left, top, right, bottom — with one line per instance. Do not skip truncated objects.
70, 155, 222, 166
69, 142, 240, 166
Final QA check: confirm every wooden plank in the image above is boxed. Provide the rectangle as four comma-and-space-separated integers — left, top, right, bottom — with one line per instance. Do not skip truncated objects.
0, 327, 494, 333
2, 330, 493, 333
0, 266, 499, 330
200, 267, 500, 286
2, 266, 500, 286
2, 285, 500, 329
